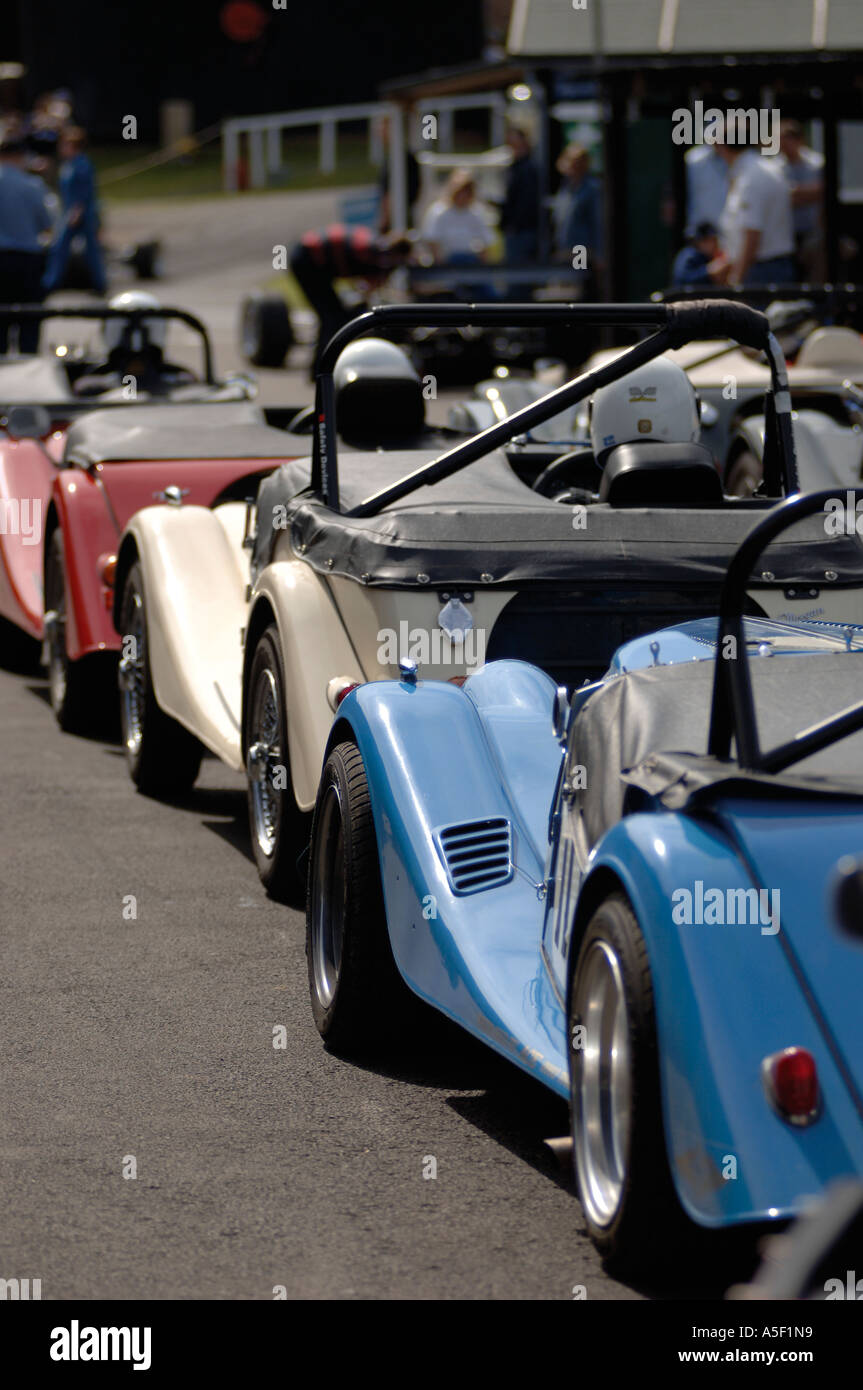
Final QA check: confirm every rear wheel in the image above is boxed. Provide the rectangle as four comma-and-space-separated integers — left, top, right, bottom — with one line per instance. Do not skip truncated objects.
240, 294, 294, 368
245, 625, 310, 898
306, 741, 415, 1051
44, 529, 102, 733
569, 893, 689, 1271
118, 561, 203, 795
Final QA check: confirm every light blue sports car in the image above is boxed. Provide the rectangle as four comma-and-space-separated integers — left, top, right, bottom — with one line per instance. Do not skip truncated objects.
305, 484, 863, 1271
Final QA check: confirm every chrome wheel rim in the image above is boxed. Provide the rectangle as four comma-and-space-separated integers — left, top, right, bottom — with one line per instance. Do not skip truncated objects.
572, 939, 633, 1230
120, 589, 147, 757
248, 667, 282, 858
309, 782, 346, 1009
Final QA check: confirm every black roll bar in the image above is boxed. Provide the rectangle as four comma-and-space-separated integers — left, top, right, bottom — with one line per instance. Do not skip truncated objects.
0, 304, 216, 383
310, 299, 796, 514
708, 488, 863, 770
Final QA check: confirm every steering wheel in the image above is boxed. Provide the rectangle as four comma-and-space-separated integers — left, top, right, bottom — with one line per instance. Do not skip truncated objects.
532, 448, 602, 499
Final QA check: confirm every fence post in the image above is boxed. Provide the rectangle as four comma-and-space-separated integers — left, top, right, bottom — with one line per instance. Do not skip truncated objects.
249, 129, 266, 188
222, 123, 237, 192
267, 125, 281, 175
320, 119, 336, 174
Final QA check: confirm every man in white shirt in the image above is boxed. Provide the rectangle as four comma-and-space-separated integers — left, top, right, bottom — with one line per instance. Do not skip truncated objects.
715, 127, 795, 286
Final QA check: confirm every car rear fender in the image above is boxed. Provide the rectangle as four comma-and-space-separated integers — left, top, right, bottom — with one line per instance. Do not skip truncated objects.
116, 502, 249, 767
51, 469, 118, 658
576, 813, 863, 1227
0, 436, 56, 636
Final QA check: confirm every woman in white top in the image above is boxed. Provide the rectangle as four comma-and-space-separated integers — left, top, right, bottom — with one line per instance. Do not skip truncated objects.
420, 169, 494, 265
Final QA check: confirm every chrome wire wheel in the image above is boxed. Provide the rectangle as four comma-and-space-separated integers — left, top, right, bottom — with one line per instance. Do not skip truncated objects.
572, 938, 633, 1231
120, 590, 146, 757
308, 782, 346, 1011
248, 666, 283, 860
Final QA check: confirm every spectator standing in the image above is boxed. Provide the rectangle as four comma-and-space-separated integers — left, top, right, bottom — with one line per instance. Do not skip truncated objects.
684, 144, 729, 235
671, 221, 722, 286
420, 169, 495, 264
43, 126, 106, 296
715, 125, 794, 286
500, 125, 539, 264
0, 131, 55, 352
777, 119, 825, 282
289, 224, 414, 376
552, 144, 603, 288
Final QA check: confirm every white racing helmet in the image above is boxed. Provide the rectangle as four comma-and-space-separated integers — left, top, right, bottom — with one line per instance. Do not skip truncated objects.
589, 355, 700, 466
104, 290, 166, 353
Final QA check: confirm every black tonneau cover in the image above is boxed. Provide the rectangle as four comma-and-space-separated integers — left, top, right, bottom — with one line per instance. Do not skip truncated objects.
253, 451, 863, 589
64, 403, 305, 466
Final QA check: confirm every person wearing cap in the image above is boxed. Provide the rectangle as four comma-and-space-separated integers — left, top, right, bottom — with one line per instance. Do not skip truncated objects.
0, 129, 56, 352
289, 224, 415, 378
43, 126, 106, 295
714, 120, 795, 286
671, 221, 723, 286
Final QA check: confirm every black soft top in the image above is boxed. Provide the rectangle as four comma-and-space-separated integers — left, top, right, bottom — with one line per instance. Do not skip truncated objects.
63, 403, 304, 466
253, 450, 863, 590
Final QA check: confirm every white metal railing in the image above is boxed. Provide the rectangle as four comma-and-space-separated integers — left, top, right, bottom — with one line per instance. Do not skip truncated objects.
221, 93, 510, 228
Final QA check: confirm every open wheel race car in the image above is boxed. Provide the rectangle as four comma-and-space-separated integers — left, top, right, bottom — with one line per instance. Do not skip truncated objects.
111, 297, 863, 903
305, 488, 863, 1271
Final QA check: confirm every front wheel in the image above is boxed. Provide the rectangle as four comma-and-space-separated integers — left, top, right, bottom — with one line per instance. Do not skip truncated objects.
118, 561, 203, 796
569, 893, 688, 1271
306, 741, 416, 1051
244, 625, 310, 898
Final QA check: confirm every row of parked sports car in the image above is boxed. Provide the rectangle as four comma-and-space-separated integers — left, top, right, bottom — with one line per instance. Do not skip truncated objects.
3, 292, 863, 1277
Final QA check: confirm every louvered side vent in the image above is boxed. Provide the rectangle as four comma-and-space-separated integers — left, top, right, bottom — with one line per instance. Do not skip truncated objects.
435, 818, 513, 895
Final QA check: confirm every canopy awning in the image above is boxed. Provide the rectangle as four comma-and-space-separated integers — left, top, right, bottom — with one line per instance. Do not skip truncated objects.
507, 0, 863, 58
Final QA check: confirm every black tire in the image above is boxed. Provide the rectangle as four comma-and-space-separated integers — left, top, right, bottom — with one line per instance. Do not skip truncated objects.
130, 240, 162, 280
244, 625, 310, 899
725, 448, 763, 498
306, 741, 416, 1051
118, 561, 203, 796
240, 294, 294, 368
569, 892, 690, 1272
44, 529, 105, 732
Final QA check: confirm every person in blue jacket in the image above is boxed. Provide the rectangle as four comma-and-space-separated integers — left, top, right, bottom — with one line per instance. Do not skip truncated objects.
671, 221, 722, 287
44, 126, 106, 295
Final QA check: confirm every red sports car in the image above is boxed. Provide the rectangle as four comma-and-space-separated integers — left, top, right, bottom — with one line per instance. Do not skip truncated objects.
0, 303, 300, 730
